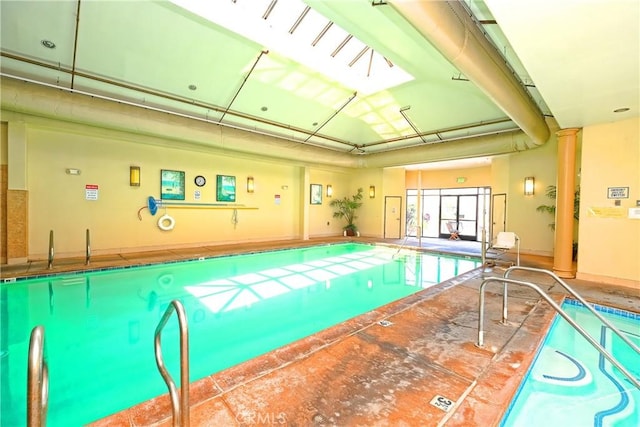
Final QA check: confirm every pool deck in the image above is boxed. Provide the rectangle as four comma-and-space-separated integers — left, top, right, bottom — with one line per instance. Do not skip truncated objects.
3, 237, 638, 426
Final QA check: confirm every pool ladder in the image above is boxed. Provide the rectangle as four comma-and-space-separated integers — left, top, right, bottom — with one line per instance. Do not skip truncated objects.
477, 266, 639, 389
27, 326, 49, 427
46, 229, 92, 269
154, 300, 190, 426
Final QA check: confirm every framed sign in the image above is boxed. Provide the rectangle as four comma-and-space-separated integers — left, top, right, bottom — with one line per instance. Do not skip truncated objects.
607, 187, 629, 199
160, 169, 185, 200
310, 184, 322, 205
216, 175, 236, 202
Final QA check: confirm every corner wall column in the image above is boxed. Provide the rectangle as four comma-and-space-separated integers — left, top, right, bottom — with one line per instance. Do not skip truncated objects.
553, 128, 580, 278
4, 121, 30, 264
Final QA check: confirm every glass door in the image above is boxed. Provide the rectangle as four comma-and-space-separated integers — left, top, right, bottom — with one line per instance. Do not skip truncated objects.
438, 195, 478, 240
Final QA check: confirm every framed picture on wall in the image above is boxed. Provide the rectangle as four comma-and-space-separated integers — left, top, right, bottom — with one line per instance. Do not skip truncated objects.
310, 184, 322, 205
216, 175, 236, 202
160, 169, 185, 200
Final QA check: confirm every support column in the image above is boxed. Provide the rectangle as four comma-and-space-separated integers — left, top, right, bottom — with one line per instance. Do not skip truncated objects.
5, 121, 30, 264
301, 166, 310, 241
553, 128, 580, 278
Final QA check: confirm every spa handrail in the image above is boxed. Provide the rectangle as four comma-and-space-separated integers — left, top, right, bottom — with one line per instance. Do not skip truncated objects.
27, 325, 49, 427
478, 277, 639, 389
154, 300, 190, 427
503, 266, 639, 354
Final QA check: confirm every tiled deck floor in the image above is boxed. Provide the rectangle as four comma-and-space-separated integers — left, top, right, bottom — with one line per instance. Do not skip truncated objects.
3, 238, 638, 426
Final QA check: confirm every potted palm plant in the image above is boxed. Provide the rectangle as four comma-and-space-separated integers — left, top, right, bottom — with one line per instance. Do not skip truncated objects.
330, 187, 364, 236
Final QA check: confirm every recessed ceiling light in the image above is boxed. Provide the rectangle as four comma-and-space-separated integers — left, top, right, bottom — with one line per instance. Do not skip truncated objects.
312, 122, 318, 126
41, 39, 56, 49
613, 107, 630, 113
188, 84, 197, 90
261, 106, 268, 111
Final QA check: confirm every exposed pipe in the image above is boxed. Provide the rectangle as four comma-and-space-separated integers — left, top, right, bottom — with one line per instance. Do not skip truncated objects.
304, 92, 357, 142
361, 117, 514, 149
70, 0, 82, 89
1, 76, 556, 170
363, 127, 536, 168
0, 73, 358, 153
0, 58, 353, 149
220, 50, 269, 123
387, 0, 550, 146
399, 106, 428, 144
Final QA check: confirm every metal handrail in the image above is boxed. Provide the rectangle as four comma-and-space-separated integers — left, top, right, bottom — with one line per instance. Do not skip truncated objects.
27, 325, 49, 427
85, 228, 91, 265
154, 300, 190, 426
478, 277, 639, 389
504, 266, 639, 354
47, 230, 54, 269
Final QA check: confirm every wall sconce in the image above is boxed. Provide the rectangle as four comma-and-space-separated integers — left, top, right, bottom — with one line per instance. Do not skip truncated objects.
524, 176, 535, 196
369, 185, 376, 198
129, 166, 140, 187
247, 176, 255, 193
326, 185, 333, 197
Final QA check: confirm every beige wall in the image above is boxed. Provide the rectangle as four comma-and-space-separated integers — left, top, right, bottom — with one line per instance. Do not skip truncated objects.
17, 119, 366, 258
403, 144, 560, 256
577, 117, 639, 287
2, 96, 638, 290
406, 166, 491, 190
506, 134, 560, 256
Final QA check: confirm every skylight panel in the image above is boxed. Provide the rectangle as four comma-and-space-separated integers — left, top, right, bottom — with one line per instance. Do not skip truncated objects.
169, 0, 414, 94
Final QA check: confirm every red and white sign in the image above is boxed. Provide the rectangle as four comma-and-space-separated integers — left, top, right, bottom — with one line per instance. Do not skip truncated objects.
85, 184, 99, 200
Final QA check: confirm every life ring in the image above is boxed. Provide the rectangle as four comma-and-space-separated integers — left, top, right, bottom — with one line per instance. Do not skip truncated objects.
157, 214, 175, 231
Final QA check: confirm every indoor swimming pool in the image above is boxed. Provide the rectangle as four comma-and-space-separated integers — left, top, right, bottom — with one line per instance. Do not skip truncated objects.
0, 243, 480, 426
501, 299, 640, 427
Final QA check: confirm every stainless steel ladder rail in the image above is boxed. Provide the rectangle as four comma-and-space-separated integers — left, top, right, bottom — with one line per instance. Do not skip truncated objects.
503, 266, 639, 354
154, 300, 190, 426
393, 223, 420, 258
27, 325, 49, 427
47, 230, 54, 270
85, 228, 91, 266
478, 277, 640, 389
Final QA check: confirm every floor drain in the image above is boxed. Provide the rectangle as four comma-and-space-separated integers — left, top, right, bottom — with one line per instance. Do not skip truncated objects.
378, 320, 393, 327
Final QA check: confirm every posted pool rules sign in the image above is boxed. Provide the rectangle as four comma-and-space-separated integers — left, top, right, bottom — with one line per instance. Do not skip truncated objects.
85, 184, 99, 200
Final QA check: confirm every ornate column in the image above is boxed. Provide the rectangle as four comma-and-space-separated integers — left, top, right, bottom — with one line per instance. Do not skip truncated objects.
553, 128, 580, 278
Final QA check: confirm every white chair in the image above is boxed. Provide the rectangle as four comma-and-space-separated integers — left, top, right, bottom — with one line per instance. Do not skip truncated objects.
487, 231, 520, 266
446, 221, 461, 240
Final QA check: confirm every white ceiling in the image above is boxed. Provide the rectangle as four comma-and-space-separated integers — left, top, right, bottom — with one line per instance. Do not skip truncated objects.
486, 0, 639, 129
1, 0, 637, 168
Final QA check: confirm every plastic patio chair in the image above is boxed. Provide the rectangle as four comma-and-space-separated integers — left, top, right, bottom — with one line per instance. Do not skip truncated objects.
487, 231, 520, 265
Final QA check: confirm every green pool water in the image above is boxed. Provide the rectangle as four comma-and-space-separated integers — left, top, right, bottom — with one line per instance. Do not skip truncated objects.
0, 243, 480, 426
